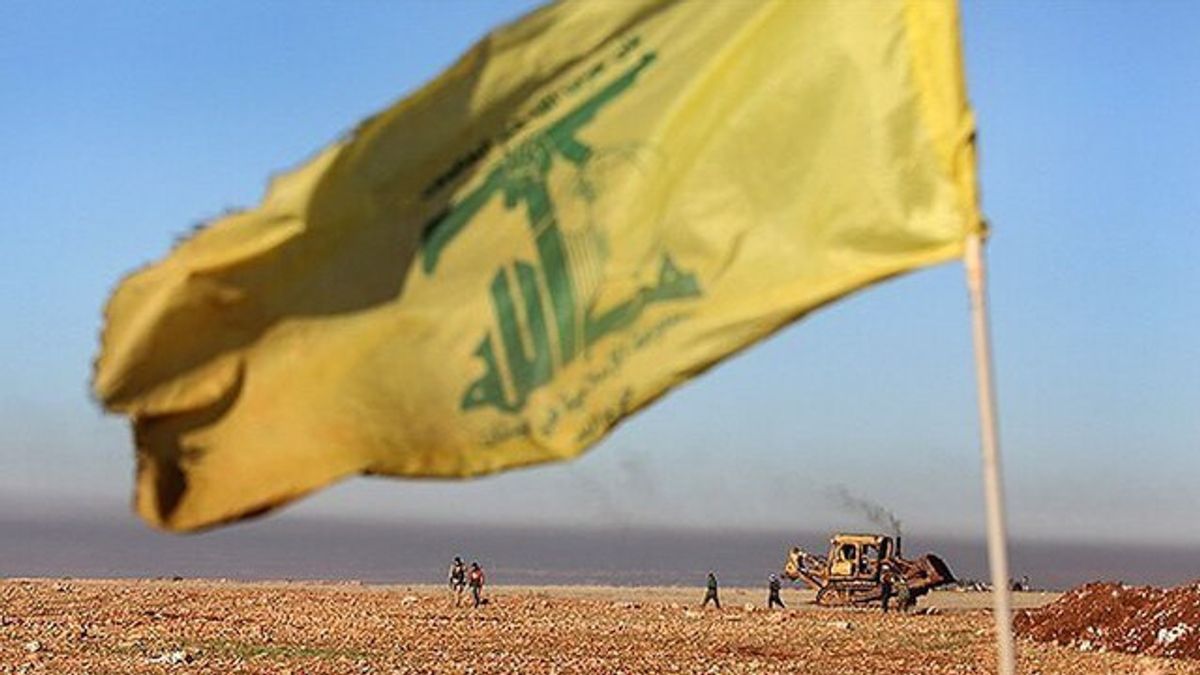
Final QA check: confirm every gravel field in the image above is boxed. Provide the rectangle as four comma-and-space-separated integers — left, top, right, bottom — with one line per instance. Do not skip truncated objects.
1, 579, 1195, 674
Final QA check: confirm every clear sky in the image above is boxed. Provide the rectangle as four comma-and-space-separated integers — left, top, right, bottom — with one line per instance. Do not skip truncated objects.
2, 1, 1197, 545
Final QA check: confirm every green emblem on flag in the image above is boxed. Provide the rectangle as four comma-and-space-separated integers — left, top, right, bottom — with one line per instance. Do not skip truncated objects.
420, 51, 701, 413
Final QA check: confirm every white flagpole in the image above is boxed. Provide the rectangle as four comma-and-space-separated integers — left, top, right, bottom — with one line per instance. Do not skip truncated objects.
964, 233, 1017, 675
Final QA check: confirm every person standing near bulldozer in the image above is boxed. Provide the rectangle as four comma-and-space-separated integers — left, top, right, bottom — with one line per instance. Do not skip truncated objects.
702, 571, 721, 609
767, 574, 786, 609
880, 565, 912, 613
894, 574, 912, 612
880, 564, 895, 613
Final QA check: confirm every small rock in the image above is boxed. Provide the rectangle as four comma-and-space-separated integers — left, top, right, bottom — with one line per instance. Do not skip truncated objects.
23, 640, 42, 653
148, 649, 193, 665
826, 620, 853, 630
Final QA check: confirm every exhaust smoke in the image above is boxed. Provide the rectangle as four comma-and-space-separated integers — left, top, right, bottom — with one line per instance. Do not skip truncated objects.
827, 485, 902, 538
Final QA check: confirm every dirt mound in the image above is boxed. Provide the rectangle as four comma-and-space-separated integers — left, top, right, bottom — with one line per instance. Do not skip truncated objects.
1015, 580, 1200, 659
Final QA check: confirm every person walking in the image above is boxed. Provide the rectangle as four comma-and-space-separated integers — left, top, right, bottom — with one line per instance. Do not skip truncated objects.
468, 561, 486, 608
448, 556, 467, 606
702, 571, 721, 609
767, 574, 785, 609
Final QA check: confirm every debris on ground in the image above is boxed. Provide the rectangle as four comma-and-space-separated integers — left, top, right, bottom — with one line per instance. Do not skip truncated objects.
147, 649, 194, 665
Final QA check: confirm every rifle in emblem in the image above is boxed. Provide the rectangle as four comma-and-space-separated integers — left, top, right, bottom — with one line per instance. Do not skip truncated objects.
419, 52, 700, 414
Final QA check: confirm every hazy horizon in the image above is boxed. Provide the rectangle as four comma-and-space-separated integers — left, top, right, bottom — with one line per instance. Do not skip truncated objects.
3, 511, 1198, 592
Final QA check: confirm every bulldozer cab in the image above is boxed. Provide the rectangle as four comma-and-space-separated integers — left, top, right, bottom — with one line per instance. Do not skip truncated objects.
826, 534, 892, 580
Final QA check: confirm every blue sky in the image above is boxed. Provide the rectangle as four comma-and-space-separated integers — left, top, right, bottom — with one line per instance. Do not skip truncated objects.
1, 1, 1196, 544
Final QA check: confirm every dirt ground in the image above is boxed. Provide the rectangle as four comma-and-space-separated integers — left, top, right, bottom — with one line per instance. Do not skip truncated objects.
2, 579, 1195, 674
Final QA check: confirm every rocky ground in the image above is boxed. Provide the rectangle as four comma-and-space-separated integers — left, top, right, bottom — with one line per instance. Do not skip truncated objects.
1, 579, 1196, 674
1016, 581, 1200, 661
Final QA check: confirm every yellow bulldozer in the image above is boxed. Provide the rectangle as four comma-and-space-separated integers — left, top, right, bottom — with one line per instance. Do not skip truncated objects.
783, 533, 955, 608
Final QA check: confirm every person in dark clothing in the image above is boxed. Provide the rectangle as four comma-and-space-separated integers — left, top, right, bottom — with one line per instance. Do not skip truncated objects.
448, 556, 467, 606
767, 574, 786, 609
702, 571, 721, 609
468, 561, 486, 608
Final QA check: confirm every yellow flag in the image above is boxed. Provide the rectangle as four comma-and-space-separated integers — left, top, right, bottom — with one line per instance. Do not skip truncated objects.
95, 0, 981, 531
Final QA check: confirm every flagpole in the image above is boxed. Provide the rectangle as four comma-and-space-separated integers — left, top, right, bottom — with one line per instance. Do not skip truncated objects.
964, 233, 1017, 675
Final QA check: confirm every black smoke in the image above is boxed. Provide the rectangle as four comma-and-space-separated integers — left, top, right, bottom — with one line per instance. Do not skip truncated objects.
827, 485, 902, 537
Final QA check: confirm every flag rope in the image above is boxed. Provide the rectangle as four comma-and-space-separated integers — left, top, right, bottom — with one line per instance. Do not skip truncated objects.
964, 233, 1017, 675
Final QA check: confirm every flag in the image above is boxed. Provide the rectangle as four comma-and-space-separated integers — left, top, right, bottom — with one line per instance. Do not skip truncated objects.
95, 0, 981, 531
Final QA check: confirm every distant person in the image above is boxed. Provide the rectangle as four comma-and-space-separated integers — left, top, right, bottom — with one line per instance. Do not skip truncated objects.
767, 574, 785, 609
894, 574, 912, 612
702, 571, 721, 609
448, 556, 467, 606
468, 561, 486, 608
